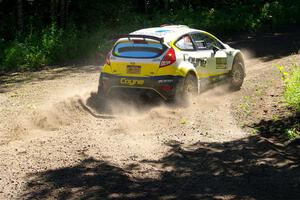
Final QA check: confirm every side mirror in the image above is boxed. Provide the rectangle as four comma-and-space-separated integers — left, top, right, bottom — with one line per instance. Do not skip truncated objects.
213, 45, 220, 53
207, 43, 219, 54
212, 45, 220, 54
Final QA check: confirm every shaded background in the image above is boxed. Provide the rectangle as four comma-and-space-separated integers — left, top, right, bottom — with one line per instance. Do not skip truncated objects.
0, 0, 299, 72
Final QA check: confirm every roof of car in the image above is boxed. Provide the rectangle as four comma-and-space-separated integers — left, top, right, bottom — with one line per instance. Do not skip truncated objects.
130, 25, 202, 43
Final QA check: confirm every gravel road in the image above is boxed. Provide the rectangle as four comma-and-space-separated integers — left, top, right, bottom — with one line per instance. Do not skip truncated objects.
0, 31, 300, 200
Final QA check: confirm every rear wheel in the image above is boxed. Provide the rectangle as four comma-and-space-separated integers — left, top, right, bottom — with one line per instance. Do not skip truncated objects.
97, 77, 105, 97
86, 77, 107, 112
174, 73, 197, 103
183, 73, 198, 95
230, 58, 245, 90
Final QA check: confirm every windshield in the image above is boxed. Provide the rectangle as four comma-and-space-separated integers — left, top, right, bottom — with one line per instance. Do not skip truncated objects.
113, 40, 165, 58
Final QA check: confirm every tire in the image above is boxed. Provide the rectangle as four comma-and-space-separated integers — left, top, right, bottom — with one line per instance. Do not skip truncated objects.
85, 79, 107, 113
97, 76, 106, 97
230, 58, 245, 90
95, 77, 107, 104
182, 73, 198, 98
97, 84, 104, 97
174, 73, 197, 104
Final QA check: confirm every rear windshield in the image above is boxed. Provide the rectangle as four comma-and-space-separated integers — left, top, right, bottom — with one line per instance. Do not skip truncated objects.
113, 40, 165, 58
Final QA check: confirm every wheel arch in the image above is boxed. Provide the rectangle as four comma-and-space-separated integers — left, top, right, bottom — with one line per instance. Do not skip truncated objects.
176, 61, 197, 76
176, 60, 199, 92
186, 70, 197, 78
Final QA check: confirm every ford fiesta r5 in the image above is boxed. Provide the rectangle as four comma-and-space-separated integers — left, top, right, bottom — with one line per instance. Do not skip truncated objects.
98, 25, 245, 101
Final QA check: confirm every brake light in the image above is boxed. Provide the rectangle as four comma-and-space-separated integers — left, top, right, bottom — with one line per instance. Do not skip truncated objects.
105, 51, 111, 65
160, 85, 173, 91
160, 48, 176, 67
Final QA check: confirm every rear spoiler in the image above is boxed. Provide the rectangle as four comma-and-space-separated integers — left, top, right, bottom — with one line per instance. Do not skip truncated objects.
117, 34, 164, 43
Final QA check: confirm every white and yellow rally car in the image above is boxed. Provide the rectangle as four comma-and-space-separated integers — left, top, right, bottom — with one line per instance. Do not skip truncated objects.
98, 25, 245, 101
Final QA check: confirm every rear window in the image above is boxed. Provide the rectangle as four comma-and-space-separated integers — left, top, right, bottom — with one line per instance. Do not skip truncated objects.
113, 40, 165, 58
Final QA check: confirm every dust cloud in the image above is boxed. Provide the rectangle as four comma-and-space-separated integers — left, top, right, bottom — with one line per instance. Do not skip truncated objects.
1, 73, 243, 147
34, 80, 237, 134
31, 96, 86, 131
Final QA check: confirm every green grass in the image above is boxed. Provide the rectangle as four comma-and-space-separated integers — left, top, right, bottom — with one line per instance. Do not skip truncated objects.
279, 64, 300, 140
282, 65, 300, 112
284, 128, 299, 140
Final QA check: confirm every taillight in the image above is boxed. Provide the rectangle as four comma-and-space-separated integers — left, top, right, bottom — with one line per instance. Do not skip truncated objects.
105, 51, 111, 66
160, 85, 173, 91
160, 48, 176, 67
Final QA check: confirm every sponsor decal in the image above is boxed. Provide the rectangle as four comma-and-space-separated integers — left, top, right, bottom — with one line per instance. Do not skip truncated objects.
184, 54, 207, 68
120, 78, 145, 86
216, 58, 227, 69
158, 79, 173, 84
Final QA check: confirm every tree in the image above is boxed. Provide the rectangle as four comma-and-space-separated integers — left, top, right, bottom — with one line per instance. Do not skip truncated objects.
17, 0, 23, 33
60, 0, 65, 27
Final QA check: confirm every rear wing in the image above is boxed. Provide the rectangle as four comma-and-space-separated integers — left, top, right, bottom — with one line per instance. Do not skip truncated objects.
118, 34, 164, 43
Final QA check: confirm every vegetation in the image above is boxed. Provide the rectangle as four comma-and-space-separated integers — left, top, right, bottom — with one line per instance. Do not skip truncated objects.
0, 0, 300, 72
278, 64, 300, 140
279, 64, 300, 112
283, 65, 300, 112
285, 128, 299, 140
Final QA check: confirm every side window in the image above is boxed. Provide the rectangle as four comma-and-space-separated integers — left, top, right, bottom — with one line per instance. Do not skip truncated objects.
191, 33, 207, 50
175, 35, 195, 51
204, 35, 225, 50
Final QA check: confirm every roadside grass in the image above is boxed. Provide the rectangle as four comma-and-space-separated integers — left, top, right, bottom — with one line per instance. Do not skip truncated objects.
279, 64, 300, 140
280, 64, 300, 111
285, 128, 300, 140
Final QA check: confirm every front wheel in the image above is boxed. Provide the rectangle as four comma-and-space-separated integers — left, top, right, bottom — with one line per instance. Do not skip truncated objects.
230, 60, 245, 90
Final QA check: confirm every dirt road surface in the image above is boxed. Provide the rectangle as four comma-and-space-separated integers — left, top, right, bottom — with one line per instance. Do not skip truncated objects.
0, 31, 300, 200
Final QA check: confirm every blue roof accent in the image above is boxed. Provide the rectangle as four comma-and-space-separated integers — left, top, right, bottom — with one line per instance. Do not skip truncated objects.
155, 29, 171, 33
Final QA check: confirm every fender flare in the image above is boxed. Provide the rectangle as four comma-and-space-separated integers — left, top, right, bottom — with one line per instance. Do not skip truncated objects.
177, 62, 198, 78
176, 63, 199, 92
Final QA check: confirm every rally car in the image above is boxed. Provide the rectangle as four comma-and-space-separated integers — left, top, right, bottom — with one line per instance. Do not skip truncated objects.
98, 25, 245, 101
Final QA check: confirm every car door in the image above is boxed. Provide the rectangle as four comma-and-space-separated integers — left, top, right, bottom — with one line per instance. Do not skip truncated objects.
173, 34, 202, 71
202, 33, 230, 75
189, 32, 216, 78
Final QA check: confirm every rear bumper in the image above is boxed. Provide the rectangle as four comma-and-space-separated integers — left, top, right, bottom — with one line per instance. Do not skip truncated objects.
99, 73, 184, 100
